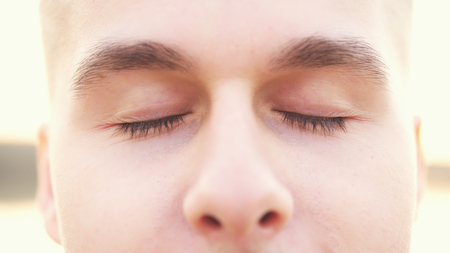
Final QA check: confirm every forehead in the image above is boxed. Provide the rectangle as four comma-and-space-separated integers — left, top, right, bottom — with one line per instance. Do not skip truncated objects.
69, 0, 384, 49
61, 0, 391, 81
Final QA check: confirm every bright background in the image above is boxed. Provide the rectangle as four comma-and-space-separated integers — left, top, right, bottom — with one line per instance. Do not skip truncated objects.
0, 1, 449, 252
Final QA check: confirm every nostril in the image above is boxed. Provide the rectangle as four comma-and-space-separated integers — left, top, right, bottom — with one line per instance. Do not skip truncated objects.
201, 215, 221, 229
259, 211, 279, 228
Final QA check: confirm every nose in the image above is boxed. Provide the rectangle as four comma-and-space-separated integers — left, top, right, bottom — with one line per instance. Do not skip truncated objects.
182, 83, 293, 240
183, 167, 293, 240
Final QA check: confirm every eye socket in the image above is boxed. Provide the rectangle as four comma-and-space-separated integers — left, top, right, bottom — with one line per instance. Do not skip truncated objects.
113, 110, 346, 139
114, 113, 189, 139
276, 110, 347, 135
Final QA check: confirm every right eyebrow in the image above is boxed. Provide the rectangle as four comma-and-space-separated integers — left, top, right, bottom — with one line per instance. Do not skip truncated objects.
71, 41, 193, 95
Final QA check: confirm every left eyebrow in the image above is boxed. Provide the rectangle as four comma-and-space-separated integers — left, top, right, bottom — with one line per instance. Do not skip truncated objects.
71, 41, 193, 96
271, 36, 389, 86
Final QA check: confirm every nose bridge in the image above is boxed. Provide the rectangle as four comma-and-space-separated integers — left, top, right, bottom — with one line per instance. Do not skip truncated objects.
199, 78, 268, 195
202, 79, 269, 179
207, 79, 258, 156
183, 79, 293, 240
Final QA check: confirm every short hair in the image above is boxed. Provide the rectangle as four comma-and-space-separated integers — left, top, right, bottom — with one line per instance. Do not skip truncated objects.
40, 0, 73, 98
383, 0, 414, 72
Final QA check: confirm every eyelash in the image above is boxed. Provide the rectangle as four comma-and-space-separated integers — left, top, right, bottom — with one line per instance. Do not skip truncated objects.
115, 111, 346, 139
115, 113, 188, 139
277, 111, 347, 134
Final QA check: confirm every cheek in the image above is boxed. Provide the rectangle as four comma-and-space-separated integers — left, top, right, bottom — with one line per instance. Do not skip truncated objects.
277, 119, 416, 251
49, 131, 197, 251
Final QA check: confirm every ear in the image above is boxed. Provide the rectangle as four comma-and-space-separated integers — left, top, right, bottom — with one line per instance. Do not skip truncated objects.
413, 116, 427, 220
37, 124, 61, 244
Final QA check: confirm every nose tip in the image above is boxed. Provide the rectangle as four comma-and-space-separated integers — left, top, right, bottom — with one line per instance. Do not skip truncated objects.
183, 177, 293, 240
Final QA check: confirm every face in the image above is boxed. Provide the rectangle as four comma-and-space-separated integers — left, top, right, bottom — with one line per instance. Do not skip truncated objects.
38, 0, 424, 252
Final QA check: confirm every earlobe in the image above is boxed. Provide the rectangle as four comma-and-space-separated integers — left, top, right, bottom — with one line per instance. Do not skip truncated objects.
413, 116, 427, 220
37, 124, 61, 244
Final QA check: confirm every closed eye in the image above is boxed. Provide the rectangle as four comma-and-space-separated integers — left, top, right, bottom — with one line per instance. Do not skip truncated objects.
113, 110, 346, 139
115, 113, 189, 139
276, 110, 347, 135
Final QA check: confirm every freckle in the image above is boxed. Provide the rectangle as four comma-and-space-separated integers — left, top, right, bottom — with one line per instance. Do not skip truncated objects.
98, 74, 105, 79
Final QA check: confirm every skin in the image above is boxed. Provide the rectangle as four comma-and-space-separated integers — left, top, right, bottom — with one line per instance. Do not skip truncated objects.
37, 0, 426, 252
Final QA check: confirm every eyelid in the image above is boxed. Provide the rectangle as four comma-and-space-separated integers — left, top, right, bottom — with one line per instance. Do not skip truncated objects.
275, 110, 347, 135
111, 103, 195, 123
114, 113, 190, 139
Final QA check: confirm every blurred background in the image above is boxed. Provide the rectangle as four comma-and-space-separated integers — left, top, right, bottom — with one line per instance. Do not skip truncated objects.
0, 1, 449, 252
